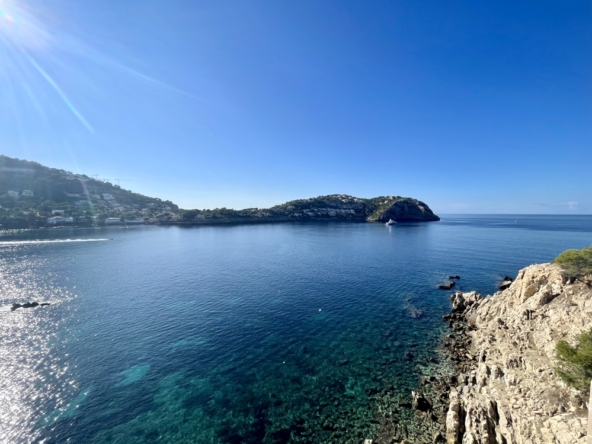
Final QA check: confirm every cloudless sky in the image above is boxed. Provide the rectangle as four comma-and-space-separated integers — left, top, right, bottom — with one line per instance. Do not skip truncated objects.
0, 0, 590, 213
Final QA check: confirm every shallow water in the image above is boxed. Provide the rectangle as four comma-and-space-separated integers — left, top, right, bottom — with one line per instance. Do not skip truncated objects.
0, 215, 590, 443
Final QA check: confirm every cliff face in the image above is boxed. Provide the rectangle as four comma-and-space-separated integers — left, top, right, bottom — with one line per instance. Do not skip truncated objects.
367, 198, 440, 222
444, 264, 591, 444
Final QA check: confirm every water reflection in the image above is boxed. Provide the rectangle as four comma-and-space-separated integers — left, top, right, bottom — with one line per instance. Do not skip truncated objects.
0, 249, 76, 442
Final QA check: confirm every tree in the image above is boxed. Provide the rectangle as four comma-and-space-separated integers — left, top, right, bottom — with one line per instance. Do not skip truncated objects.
555, 328, 592, 393
553, 246, 592, 282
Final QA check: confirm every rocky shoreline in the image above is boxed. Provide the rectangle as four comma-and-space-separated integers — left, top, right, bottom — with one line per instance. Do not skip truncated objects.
402, 263, 591, 444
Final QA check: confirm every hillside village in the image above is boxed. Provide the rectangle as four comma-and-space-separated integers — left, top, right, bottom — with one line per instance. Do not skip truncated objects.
0, 155, 179, 229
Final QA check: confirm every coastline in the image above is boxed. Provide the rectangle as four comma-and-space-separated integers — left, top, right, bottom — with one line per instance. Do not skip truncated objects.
412, 263, 591, 444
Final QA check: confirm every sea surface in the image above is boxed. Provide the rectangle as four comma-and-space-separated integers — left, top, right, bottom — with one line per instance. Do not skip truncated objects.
0, 215, 590, 443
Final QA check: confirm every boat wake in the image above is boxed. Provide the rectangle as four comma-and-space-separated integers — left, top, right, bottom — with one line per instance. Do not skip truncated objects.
0, 239, 110, 246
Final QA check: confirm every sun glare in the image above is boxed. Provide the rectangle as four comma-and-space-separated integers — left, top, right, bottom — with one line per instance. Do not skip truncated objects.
0, 0, 52, 51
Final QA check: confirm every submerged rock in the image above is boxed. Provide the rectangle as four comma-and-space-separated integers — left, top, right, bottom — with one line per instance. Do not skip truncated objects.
438, 282, 455, 290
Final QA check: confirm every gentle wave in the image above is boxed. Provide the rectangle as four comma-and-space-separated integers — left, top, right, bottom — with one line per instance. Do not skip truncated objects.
0, 239, 110, 246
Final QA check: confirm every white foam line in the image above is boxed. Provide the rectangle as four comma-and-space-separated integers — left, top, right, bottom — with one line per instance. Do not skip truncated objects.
0, 239, 110, 246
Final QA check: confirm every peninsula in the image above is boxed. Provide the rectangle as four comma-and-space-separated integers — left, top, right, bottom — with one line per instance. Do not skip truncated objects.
0, 155, 439, 228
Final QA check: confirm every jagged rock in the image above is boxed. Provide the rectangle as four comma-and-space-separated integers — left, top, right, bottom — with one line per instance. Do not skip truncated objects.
443, 263, 590, 444
450, 291, 482, 313
446, 391, 463, 444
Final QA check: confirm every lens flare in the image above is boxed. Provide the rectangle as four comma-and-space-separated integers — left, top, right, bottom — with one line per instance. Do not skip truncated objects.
0, 0, 196, 136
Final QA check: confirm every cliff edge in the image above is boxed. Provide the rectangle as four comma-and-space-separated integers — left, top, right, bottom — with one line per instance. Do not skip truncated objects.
444, 263, 591, 443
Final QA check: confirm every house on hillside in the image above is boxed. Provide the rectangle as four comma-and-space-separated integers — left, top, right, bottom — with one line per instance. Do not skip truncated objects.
52, 210, 65, 215
103, 194, 115, 201
105, 217, 121, 225
47, 216, 74, 225
22, 190, 34, 197
7, 191, 18, 198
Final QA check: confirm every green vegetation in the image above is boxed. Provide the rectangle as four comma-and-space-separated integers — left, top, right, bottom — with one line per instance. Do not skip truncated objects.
552, 245, 592, 281
366, 196, 403, 220
0, 155, 438, 227
555, 327, 592, 392
0, 155, 177, 228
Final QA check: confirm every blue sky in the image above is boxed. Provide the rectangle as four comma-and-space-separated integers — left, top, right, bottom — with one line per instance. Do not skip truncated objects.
0, 0, 590, 213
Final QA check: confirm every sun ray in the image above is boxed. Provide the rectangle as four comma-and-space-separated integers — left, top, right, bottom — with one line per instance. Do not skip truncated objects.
0, 0, 199, 138
21, 50, 95, 133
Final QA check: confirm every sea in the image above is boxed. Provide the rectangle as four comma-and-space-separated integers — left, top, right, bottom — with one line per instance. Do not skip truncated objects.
0, 215, 590, 443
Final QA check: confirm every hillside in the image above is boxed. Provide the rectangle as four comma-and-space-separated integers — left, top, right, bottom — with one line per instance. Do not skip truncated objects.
177, 195, 440, 224
0, 155, 177, 228
0, 155, 439, 228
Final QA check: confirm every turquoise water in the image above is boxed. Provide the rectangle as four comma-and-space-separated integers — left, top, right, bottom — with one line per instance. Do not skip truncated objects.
0, 215, 590, 443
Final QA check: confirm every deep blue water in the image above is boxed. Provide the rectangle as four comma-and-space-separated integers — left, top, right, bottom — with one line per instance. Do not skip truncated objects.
0, 215, 590, 443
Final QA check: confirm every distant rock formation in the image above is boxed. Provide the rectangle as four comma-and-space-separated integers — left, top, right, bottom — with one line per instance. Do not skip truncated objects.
366, 197, 440, 223
442, 263, 590, 443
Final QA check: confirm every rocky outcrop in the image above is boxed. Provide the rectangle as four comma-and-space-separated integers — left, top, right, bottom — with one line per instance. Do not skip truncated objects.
443, 263, 591, 443
439, 282, 456, 290
367, 198, 440, 222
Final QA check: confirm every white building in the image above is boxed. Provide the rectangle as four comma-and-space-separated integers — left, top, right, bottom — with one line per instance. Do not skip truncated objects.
7, 191, 18, 198
22, 190, 34, 197
103, 194, 115, 201
105, 217, 121, 224
52, 210, 65, 215
47, 216, 74, 224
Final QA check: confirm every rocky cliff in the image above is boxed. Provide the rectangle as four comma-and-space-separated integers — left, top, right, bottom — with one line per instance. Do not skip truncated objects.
443, 263, 591, 443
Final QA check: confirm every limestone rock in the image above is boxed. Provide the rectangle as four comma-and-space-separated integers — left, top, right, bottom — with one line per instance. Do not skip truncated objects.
444, 263, 590, 444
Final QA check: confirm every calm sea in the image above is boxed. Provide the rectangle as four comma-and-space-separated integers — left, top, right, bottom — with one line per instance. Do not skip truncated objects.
0, 215, 590, 443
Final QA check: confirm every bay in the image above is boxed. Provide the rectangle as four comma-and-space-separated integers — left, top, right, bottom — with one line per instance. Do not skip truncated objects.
0, 215, 590, 443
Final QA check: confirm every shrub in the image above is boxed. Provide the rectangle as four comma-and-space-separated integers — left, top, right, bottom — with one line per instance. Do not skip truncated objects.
555, 327, 592, 392
552, 245, 592, 281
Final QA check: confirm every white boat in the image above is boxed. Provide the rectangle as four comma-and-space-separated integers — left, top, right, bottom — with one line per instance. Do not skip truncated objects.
385, 219, 397, 226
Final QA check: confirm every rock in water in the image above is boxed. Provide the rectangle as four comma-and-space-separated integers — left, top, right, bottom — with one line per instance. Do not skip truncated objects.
439, 281, 455, 290
411, 391, 432, 412
11, 301, 43, 311
498, 276, 513, 290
